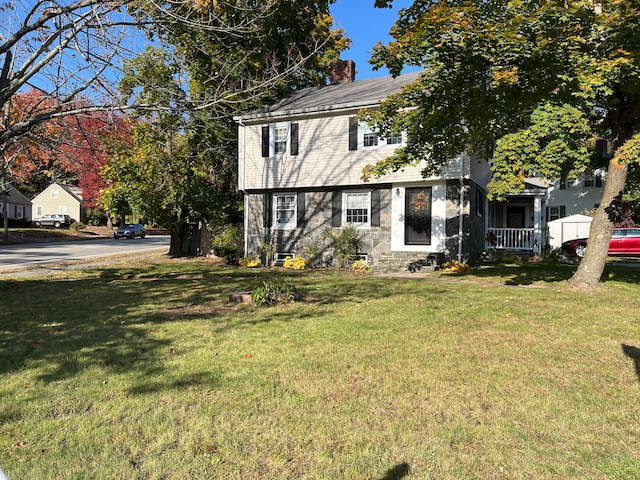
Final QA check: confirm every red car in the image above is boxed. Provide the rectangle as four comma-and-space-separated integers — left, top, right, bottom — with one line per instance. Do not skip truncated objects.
561, 227, 640, 258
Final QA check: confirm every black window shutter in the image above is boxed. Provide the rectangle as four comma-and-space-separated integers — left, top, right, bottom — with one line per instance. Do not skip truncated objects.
370, 188, 381, 227
290, 123, 299, 156
595, 172, 603, 188
332, 190, 342, 227
263, 193, 272, 228
348, 117, 358, 151
560, 206, 566, 218
559, 177, 566, 190
297, 192, 305, 228
545, 206, 549, 220
261, 126, 270, 158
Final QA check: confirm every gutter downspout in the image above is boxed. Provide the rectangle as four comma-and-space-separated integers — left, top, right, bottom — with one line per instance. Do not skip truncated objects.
238, 119, 249, 258
458, 156, 465, 262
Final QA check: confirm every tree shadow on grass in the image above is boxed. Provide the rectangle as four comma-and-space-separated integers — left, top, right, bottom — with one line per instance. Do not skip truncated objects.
378, 462, 410, 480
445, 263, 576, 286
622, 344, 640, 383
465, 262, 640, 287
0, 264, 406, 395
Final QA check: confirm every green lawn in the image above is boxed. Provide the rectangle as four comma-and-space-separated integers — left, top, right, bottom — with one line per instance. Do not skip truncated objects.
0, 258, 639, 479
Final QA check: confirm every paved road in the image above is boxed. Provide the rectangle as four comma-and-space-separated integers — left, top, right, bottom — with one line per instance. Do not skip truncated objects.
0, 235, 170, 271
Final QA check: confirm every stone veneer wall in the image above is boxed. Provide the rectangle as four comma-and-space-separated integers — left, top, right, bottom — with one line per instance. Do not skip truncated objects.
245, 184, 486, 271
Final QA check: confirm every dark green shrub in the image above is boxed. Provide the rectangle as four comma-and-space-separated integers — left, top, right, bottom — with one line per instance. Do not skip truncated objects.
211, 224, 244, 264
71, 222, 86, 231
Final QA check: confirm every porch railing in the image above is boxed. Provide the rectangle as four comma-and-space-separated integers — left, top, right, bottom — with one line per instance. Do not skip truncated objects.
486, 228, 535, 250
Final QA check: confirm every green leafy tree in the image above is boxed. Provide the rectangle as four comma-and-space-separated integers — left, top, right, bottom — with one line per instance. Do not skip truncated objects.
108, 2, 349, 256
365, 0, 640, 289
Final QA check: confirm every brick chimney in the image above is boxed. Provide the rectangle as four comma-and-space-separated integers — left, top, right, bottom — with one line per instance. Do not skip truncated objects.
330, 60, 356, 85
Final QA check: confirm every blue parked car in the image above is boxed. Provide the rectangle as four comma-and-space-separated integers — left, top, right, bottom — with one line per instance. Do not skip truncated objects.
114, 224, 146, 239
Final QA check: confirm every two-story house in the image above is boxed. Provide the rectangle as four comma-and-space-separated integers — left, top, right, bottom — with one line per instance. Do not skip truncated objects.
235, 62, 493, 270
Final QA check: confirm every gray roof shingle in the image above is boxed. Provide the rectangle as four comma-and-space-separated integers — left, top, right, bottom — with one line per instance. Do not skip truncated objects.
235, 71, 422, 121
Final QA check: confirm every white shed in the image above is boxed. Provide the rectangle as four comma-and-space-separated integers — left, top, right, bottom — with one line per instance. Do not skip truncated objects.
547, 214, 593, 250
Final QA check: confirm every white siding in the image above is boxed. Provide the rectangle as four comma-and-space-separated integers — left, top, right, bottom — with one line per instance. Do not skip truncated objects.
547, 178, 604, 216
238, 112, 474, 191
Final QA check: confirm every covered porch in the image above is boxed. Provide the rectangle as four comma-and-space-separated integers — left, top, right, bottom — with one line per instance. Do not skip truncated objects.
486, 181, 547, 253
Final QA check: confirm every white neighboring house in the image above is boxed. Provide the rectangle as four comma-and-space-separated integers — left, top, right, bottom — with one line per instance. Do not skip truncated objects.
1, 187, 32, 221
486, 169, 607, 252
32, 183, 85, 223
234, 61, 493, 270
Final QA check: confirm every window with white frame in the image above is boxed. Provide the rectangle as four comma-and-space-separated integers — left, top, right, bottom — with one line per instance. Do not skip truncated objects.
584, 170, 603, 188
343, 191, 371, 228
16, 206, 24, 219
59, 206, 68, 214
385, 132, 403, 145
273, 194, 296, 229
274, 125, 288, 154
51, 189, 59, 198
349, 117, 406, 151
363, 124, 379, 148
36, 206, 43, 217
548, 206, 564, 221
262, 122, 299, 158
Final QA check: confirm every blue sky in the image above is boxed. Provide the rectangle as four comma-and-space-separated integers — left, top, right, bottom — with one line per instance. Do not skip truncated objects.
330, 0, 417, 79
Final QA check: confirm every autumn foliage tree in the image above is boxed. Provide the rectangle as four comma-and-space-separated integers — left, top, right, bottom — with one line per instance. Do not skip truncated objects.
365, 0, 640, 289
2, 0, 348, 250
6, 89, 131, 201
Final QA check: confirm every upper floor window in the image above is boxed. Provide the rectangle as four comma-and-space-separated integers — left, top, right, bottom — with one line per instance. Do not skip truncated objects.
348, 117, 405, 151
274, 125, 288, 154
583, 170, 603, 188
262, 122, 299, 158
559, 178, 577, 190
548, 206, 566, 221
385, 132, 403, 145
51, 189, 59, 198
363, 125, 379, 148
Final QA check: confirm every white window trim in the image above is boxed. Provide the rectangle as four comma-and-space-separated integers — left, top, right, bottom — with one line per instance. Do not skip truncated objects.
359, 123, 405, 150
548, 206, 562, 221
342, 190, 371, 229
51, 189, 60, 198
273, 193, 297, 230
271, 122, 290, 158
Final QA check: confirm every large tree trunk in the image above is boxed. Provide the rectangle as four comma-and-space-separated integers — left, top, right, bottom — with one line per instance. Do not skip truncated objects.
567, 160, 628, 290
169, 221, 189, 257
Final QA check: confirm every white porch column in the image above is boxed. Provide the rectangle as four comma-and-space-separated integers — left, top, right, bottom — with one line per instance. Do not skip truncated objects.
533, 195, 542, 254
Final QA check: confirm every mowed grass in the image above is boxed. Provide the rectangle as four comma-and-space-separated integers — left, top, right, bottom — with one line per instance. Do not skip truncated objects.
0, 258, 639, 479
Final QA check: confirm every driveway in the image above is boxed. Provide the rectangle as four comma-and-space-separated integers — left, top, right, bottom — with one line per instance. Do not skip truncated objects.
0, 235, 170, 272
